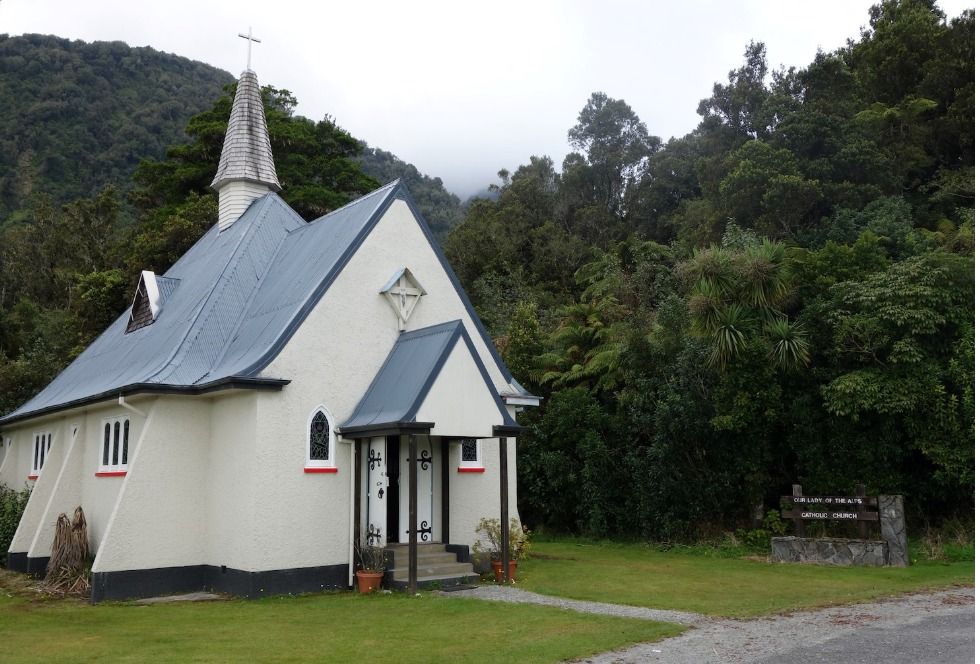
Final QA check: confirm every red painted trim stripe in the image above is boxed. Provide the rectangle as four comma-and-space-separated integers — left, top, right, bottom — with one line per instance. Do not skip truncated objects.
457, 467, 485, 473
26, 474, 38, 480
304, 466, 338, 474
95, 471, 127, 477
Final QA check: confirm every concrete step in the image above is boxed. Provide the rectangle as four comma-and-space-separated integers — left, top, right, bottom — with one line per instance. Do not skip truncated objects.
384, 543, 478, 591
388, 551, 459, 566
390, 561, 475, 581
387, 573, 480, 590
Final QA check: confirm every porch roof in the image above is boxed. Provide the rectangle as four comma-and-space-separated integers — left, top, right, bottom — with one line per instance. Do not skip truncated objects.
339, 320, 518, 438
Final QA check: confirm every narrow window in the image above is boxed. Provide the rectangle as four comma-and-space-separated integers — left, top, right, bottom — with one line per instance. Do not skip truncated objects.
98, 416, 131, 475
461, 439, 478, 462
112, 421, 120, 465
122, 420, 130, 465
30, 431, 52, 477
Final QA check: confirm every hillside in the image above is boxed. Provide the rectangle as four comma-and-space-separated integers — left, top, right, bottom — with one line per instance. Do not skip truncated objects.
358, 146, 463, 238
0, 34, 234, 222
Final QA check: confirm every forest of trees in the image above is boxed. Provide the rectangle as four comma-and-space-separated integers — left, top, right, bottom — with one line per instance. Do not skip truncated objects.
0, 34, 234, 224
443, 0, 974, 536
0, 0, 973, 540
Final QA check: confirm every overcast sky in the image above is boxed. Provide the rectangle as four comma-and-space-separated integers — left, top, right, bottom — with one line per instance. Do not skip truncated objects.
1, 0, 973, 198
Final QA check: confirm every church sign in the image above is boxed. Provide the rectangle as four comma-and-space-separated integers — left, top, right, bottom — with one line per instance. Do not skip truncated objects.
772, 483, 909, 568
779, 484, 879, 538
781, 496, 878, 520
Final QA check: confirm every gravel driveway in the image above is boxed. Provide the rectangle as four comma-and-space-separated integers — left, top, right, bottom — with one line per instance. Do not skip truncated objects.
448, 585, 974, 664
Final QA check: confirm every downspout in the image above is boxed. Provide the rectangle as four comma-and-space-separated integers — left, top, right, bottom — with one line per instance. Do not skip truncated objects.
117, 395, 146, 417
345, 436, 356, 588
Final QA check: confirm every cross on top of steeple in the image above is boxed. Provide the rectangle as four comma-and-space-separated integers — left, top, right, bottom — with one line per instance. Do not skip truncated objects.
238, 27, 261, 71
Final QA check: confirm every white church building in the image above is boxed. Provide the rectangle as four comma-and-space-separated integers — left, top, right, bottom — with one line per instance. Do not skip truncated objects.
0, 67, 538, 601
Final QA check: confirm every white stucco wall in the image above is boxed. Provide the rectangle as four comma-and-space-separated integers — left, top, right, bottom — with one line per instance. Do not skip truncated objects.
417, 341, 509, 438
252, 390, 352, 571
93, 398, 208, 573
0, 424, 51, 490
0, 429, 28, 491
205, 391, 260, 570
448, 436, 518, 549
8, 419, 71, 555
26, 421, 84, 560
81, 404, 147, 551
3, 402, 147, 559
257, 197, 521, 562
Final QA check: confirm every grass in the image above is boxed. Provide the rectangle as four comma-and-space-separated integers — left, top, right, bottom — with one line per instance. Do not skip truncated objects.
519, 539, 974, 617
0, 571, 683, 663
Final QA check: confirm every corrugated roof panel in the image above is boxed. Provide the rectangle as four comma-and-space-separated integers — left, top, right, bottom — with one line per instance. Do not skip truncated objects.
343, 321, 462, 429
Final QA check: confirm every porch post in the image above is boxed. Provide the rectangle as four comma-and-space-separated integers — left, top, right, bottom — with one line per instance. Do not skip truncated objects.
498, 435, 509, 583
441, 439, 450, 543
408, 433, 418, 594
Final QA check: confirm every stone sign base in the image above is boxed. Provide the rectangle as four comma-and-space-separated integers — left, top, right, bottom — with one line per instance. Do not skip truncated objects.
771, 536, 888, 567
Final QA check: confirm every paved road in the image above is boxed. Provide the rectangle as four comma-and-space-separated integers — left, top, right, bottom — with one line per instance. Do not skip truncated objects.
581, 587, 975, 664
756, 610, 974, 664
451, 584, 975, 664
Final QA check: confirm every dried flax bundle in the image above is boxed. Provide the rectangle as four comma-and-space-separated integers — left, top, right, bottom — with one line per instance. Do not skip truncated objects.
44, 506, 91, 595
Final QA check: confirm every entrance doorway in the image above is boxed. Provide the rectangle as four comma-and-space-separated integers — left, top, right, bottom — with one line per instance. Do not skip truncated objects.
363, 435, 440, 547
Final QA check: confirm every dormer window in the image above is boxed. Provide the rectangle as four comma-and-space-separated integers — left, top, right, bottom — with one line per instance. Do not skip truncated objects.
126, 271, 178, 333
380, 267, 426, 331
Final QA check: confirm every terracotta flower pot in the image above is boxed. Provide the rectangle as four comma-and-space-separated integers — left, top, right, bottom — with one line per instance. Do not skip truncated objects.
491, 560, 518, 583
356, 570, 384, 593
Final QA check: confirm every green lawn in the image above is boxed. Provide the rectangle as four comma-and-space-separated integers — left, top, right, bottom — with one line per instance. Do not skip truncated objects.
519, 540, 974, 617
0, 572, 682, 663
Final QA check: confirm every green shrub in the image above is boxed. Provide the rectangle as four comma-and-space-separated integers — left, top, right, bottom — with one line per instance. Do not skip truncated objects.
913, 519, 975, 563
0, 483, 31, 565
737, 510, 788, 552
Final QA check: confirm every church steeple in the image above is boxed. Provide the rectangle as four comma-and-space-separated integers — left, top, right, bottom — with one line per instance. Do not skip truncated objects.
211, 67, 281, 231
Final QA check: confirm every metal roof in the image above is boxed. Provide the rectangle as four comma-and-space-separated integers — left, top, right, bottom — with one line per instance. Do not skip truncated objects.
0, 179, 533, 426
210, 70, 281, 191
340, 320, 517, 433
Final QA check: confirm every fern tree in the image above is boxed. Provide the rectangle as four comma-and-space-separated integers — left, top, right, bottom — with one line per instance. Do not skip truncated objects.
681, 227, 810, 369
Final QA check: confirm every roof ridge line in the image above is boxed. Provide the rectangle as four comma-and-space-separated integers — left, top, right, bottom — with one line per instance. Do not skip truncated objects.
145, 195, 277, 383
400, 320, 463, 338
297, 179, 401, 230
402, 323, 464, 420
205, 199, 299, 376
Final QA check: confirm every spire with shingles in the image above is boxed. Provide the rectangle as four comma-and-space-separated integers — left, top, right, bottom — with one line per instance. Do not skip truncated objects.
212, 69, 281, 230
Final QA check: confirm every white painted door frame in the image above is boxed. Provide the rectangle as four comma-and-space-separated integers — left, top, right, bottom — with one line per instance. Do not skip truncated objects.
365, 436, 388, 547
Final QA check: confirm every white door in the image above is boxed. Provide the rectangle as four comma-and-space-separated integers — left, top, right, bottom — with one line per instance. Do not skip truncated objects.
365, 436, 388, 547
398, 436, 433, 543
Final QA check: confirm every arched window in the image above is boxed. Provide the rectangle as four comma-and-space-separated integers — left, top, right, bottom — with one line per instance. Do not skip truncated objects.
305, 406, 337, 473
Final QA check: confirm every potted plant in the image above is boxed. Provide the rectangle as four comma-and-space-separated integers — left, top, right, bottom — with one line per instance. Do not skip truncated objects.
355, 543, 386, 593
473, 517, 530, 583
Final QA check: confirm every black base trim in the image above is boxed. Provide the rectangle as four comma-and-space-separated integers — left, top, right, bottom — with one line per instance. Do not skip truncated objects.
26, 556, 50, 578
92, 565, 207, 602
206, 563, 349, 598
6, 552, 27, 572
91, 563, 349, 603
